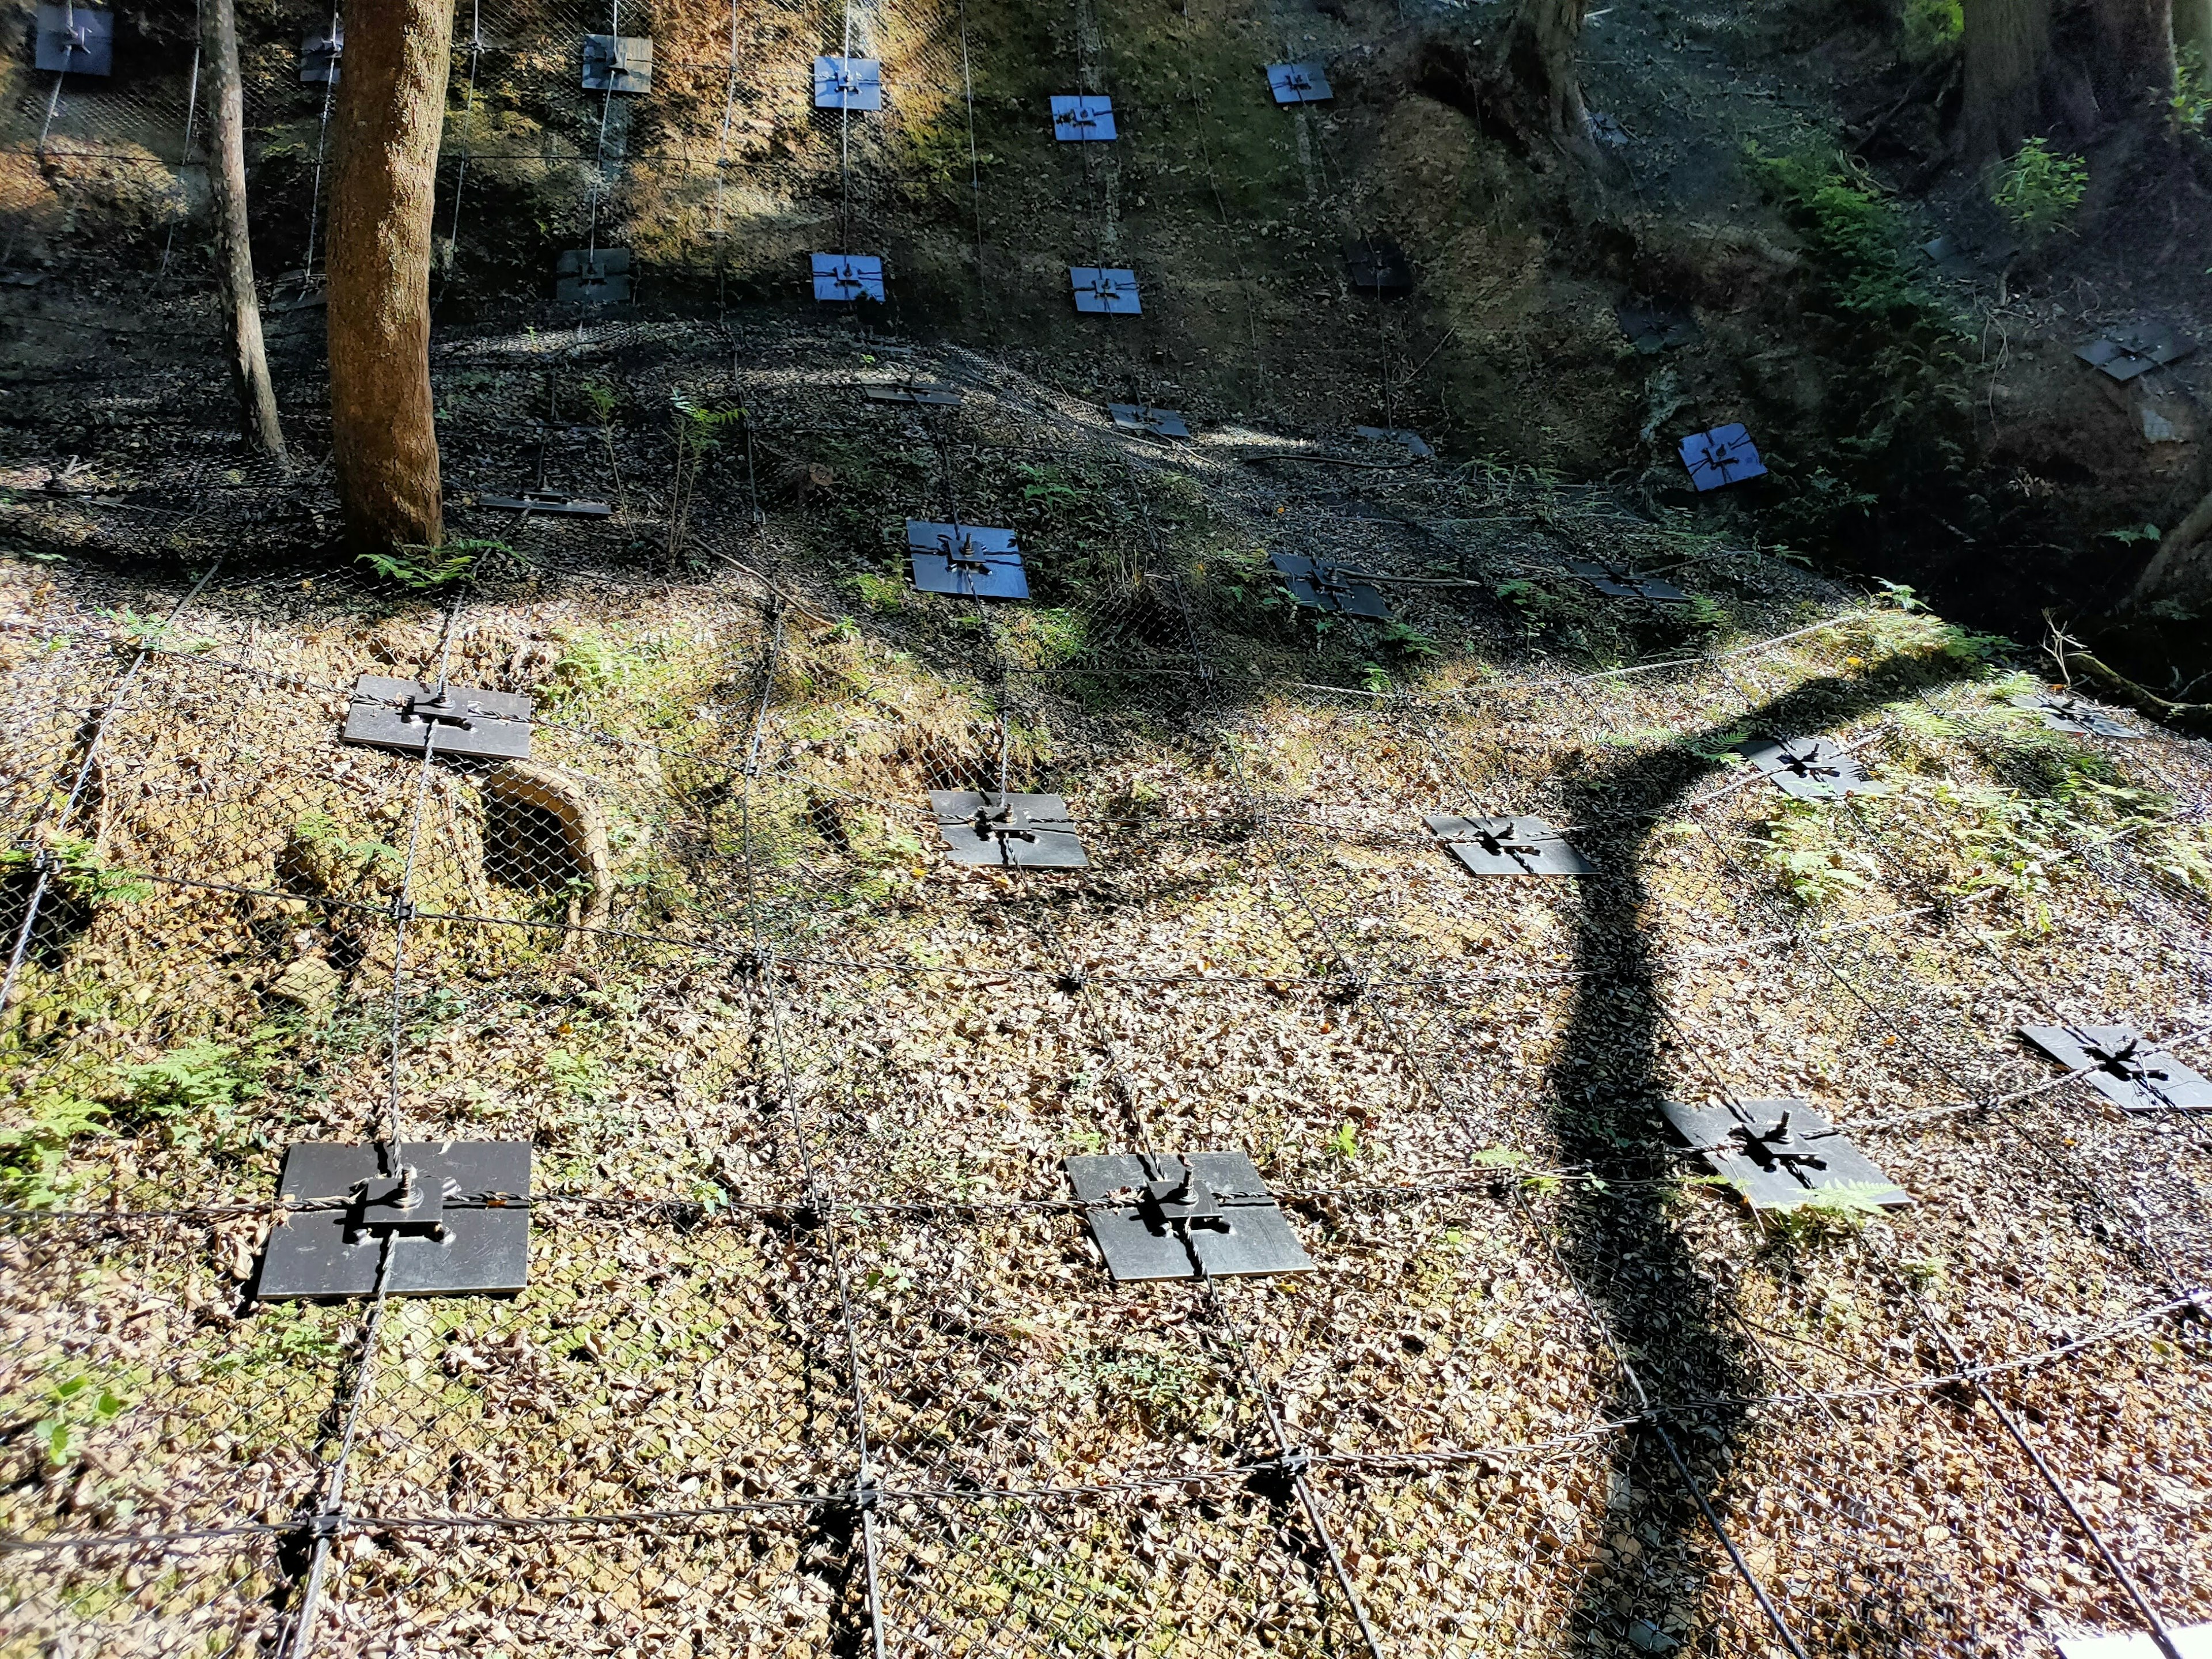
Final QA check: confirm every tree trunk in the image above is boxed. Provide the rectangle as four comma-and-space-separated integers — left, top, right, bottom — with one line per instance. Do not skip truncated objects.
327, 0, 452, 555
2092, 0, 2177, 109
1961, 0, 2052, 158
1496, 0, 1590, 147
201, 0, 283, 461
2127, 485, 2212, 612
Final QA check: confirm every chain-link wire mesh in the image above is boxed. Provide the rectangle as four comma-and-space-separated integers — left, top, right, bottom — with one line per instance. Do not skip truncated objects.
9, 1, 2212, 1649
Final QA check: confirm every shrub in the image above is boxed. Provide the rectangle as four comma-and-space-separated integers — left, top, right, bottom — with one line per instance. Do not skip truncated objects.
1988, 138, 2088, 241
1901, 0, 1962, 63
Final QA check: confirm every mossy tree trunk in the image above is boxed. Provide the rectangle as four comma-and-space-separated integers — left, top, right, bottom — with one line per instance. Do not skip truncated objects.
1495, 0, 1590, 149
202, 0, 283, 461
2092, 0, 2177, 109
2128, 487, 2212, 612
327, 0, 453, 555
1961, 0, 2052, 158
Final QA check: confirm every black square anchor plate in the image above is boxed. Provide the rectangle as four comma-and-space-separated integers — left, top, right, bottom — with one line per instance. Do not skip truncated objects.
1737, 736, 1871, 800
1266, 62, 1331, 103
929, 790, 1089, 869
556, 248, 630, 305
813, 253, 885, 302
37, 3, 112, 74
582, 33, 653, 92
907, 520, 1029, 600
1616, 297, 1699, 354
259, 1141, 532, 1300
300, 21, 342, 83
1565, 558, 1688, 602
2020, 1025, 2212, 1113
476, 487, 613, 517
343, 675, 533, 762
1680, 423, 1767, 491
1051, 94, 1117, 140
1660, 1100, 1909, 1211
814, 55, 882, 110
865, 380, 963, 406
1108, 403, 1190, 438
2077, 324, 2195, 383
2011, 692, 2139, 739
1426, 814, 1594, 877
1064, 1152, 1312, 1281
1270, 553, 1389, 619
1344, 238, 1411, 294
1072, 267, 1141, 314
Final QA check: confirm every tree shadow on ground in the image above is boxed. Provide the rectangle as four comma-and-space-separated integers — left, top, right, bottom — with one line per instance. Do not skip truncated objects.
1548, 646, 1975, 1654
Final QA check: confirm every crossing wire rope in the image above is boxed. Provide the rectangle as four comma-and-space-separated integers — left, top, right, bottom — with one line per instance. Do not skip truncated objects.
7, 11, 2212, 1653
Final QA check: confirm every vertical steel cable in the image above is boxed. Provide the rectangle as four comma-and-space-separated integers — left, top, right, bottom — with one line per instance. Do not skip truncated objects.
709, 0, 740, 242
279, 599, 468, 1659
154, 21, 203, 289
957, 0, 984, 288
433, 0, 483, 314
302, 5, 340, 284
734, 603, 889, 1657
277, 1237, 398, 1659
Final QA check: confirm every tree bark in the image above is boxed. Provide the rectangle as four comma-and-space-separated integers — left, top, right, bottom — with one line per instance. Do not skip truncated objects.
1486, 0, 1592, 148
1497, 0, 1590, 145
327, 0, 452, 555
2127, 485, 2212, 611
1961, 0, 2052, 159
200, 0, 283, 461
2092, 0, 2177, 109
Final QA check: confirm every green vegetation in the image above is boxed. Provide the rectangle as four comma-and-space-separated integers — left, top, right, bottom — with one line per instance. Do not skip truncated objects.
2175, 48, 2212, 133
31, 1373, 128, 1465
1756, 800, 1877, 906
1748, 146, 1972, 546
1988, 138, 2088, 241
1900, 0, 1962, 62
0, 837, 154, 906
1751, 147, 1952, 324
357, 539, 507, 589
1760, 1180, 1898, 1240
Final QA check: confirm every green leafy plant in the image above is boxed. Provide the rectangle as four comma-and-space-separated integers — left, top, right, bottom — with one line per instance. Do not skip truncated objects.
669, 393, 748, 556
1901, 0, 1962, 62
1, 837, 154, 905
1749, 146, 1935, 320
1757, 801, 1876, 906
1358, 662, 1394, 694
116, 1038, 265, 1154
0, 1093, 111, 1207
2173, 47, 2212, 132
2102, 521, 2161, 547
1763, 1180, 1899, 1238
32, 1374, 127, 1465
579, 378, 625, 505
1378, 620, 1440, 659
1988, 138, 2088, 241
1748, 145, 1971, 548
97, 607, 169, 647
357, 539, 505, 590
121, 1040, 257, 1115
1327, 1122, 1362, 1161
543, 1046, 610, 1103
